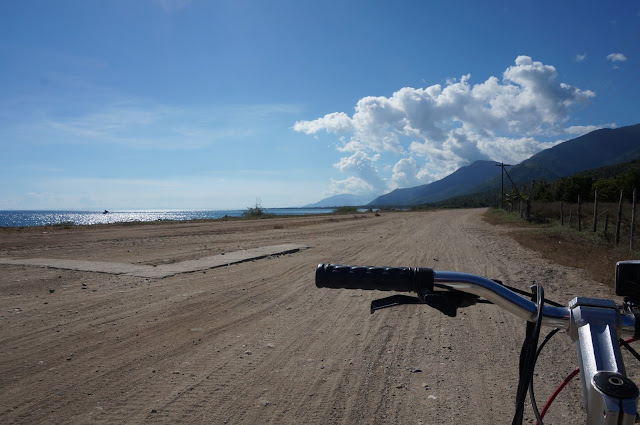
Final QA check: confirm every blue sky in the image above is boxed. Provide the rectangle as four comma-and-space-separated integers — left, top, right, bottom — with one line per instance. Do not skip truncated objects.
1, 0, 639, 210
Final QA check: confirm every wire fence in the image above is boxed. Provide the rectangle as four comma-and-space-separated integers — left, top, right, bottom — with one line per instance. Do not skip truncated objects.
503, 188, 638, 251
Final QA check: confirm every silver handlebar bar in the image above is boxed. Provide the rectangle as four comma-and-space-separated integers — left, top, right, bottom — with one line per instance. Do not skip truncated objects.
316, 264, 640, 425
433, 270, 571, 328
432, 270, 639, 425
317, 266, 640, 424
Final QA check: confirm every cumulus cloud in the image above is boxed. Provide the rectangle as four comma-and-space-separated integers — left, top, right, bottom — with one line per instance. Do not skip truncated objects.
293, 112, 353, 135
606, 53, 627, 62
391, 157, 424, 188
477, 135, 562, 164
295, 56, 598, 195
565, 123, 617, 136
576, 53, 587, 62
334, 151, 387, 191
327, 176, 375, 195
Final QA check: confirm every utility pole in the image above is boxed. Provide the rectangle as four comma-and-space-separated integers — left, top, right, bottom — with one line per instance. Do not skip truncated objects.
495, 162, 511, 210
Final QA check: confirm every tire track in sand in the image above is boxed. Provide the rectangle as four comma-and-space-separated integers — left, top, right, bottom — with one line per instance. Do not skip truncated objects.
2, 209, 628, 424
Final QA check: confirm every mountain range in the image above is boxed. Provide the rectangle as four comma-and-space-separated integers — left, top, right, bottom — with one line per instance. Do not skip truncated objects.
306, 123, 640, 208
303, 193, 375, 208
469, 123, 640, 194
368, 160, 499, 206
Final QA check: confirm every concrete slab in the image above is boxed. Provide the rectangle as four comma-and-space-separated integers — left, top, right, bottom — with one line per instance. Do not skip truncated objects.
0, 244, 308, 279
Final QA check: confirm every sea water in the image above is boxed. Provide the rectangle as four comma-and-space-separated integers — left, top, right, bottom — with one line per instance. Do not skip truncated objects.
0, 209, 336, 228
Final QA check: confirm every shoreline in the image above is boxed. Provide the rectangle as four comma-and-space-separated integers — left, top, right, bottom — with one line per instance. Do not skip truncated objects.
0, 210, 377, 235
0, 207, 344, 229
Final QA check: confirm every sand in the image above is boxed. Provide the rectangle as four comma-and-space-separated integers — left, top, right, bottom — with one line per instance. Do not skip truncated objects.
0, 209, 635, 424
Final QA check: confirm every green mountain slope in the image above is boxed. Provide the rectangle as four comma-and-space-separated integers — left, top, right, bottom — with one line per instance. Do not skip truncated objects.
368, 160, 499, 207
473, 123, 640, 192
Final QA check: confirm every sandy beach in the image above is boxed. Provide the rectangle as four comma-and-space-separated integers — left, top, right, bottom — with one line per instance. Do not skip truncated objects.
0, 209, 634, 424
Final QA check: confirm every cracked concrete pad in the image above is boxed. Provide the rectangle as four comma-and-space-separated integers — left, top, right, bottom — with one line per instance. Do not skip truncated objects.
0, 243, 308, 278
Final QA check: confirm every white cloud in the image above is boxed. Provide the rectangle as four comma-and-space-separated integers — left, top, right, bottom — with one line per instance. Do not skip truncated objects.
334, 151, 387, 191
325, 176, 375, 196
477, 135, 562, 164
606, 53, 627, 62
576, 53, 587, 62
292, 112, 353, 135
409, 129, 558, 177
565, 123, 617, 136
336, 139, 365, 152
295, 56, 597, 196
391, 157, 424, 188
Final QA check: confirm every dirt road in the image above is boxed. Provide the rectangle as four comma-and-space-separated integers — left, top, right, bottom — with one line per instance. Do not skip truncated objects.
0, 209, 632, 424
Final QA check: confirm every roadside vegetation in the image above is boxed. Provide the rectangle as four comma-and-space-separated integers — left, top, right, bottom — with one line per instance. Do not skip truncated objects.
410, 159, 640, 211
333, 206, 359, 214
242, 198, 269, 218
484, 207, 640, 288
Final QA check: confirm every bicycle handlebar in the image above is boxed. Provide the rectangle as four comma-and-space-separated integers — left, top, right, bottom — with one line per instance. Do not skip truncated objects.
433, 269, 571, 328
316, 262, 640, 423
315, 263, 433, 293
316, 263, 636, 333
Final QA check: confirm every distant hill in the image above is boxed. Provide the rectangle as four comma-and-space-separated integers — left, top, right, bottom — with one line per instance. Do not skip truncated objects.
472, 123, 640, 192
369, 123, 640, 207
433, 158, 640, 208
303, 193, 374, 208
306, 124, 640, 209
368, 160, 499, 207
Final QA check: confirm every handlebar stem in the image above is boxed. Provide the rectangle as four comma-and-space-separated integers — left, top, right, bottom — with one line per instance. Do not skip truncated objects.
315, 264, 640, 422
568, 297, 639, 425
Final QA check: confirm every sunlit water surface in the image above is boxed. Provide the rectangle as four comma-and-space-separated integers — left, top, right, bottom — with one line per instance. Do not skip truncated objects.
0, 209, 337, 227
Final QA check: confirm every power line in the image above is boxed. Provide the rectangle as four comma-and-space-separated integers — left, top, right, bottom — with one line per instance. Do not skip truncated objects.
496, 162, 511, 209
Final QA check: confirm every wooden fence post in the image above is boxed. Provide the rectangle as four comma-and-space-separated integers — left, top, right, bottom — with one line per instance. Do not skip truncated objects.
560, 202, 564, 225
578, 195, 582, 232
569, 211, 573, 228
592, 186, 598, 232
616, 190, 623, 245
510, 188, 515, 213
632, 188, 637, 251
519, 199, 523, 218
604, 213, 609, 236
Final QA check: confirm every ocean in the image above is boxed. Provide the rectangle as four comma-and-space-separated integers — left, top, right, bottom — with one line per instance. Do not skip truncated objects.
0, 208, 337, 228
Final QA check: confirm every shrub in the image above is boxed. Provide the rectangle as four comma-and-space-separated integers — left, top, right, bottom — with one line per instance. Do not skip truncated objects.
242, 198, 265, 217
334, 206, 358, 214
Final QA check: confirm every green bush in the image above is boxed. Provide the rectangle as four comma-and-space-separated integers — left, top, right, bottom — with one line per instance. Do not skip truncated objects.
242, 198, 265, 217
333, 206, 358, 214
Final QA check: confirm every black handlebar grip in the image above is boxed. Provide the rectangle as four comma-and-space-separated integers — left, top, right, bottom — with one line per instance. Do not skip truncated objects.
316, 263, 433, 293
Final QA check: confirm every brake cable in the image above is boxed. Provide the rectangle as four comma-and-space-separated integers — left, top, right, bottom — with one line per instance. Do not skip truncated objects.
535, 337, 640, 425
512, 284, 544, 425
530, 328, 562, 424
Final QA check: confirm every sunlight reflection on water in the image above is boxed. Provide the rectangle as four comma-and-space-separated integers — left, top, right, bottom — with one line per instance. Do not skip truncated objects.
0, 209, 336, 227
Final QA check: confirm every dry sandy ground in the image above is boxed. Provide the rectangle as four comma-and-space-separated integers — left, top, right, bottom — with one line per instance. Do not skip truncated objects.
0, 209, 636, 424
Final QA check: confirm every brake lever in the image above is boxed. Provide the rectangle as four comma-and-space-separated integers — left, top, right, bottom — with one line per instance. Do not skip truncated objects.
370, 295, 422, 313
370, 290, 478, 317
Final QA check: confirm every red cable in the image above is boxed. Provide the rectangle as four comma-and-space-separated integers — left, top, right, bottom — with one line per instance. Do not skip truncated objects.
535, 337, 638, 424
536, 367, 579, 423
